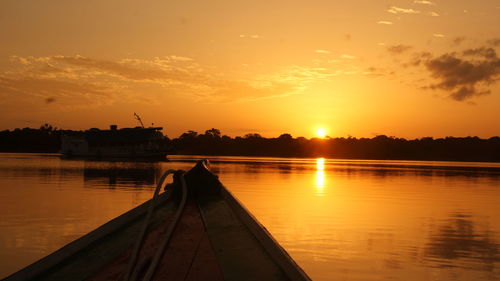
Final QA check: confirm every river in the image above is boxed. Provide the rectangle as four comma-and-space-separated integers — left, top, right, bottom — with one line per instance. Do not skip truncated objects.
1, 153, 500, 280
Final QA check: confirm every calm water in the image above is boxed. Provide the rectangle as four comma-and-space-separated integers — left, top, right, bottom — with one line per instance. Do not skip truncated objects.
1, 153, 500, 280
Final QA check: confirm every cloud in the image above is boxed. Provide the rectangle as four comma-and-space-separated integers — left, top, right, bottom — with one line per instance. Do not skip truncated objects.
414, 0, 436, 5
341, 54, 356, 59
387, 45, 413, 55
410, 51, 433, 66
377, 21, 393, 25
387, 6, 420, 14
315, 50, 331, 54
488, 38, 500, 47
424, 48, 500, 101
50, 56, 177, 81
428, 11, 440, 17
207, 80, 297, 102
463, 47, 497, 59
0, 75, 117, 109
433, 33, 445, 38
268, 65, 340, 85
364, 67, 388, 78
239, 34, 261, 39
452, 37, 466, 46
0, 72, 113, 97
167, 55, 193, 62
1, 55, 340, 105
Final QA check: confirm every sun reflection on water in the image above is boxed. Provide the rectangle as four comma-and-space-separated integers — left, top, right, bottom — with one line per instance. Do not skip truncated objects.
315, 158, 325, 196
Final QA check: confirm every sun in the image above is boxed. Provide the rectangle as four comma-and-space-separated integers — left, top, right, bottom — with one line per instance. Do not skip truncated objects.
316, 128, 327, 138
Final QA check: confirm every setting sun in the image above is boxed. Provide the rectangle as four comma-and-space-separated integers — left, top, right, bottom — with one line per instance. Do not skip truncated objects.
316, 128, 327, 138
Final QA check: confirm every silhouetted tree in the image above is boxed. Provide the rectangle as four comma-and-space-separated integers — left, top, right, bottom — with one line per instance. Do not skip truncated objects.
179, 130, 198, 140
244, 133, 262, 139
204, 128, 221, 138
278, 133, 293, 140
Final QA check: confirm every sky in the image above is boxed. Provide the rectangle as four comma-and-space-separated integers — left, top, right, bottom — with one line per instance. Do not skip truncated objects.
1, 0, 499, 139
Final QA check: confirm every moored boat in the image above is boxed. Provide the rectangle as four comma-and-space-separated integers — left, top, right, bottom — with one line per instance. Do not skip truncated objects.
3, 161, 311, 281
59, 125, 169, 159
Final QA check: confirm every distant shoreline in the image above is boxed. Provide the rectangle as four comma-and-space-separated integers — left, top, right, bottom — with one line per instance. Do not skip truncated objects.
1, 127, 500, 163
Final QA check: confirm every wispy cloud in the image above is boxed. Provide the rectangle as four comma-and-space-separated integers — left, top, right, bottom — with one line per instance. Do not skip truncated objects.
257, 66, 337, 90
0, 75, 119, 111
414, 0, 436, 5
1, 55, 346, 105
315, 50, 331, 54
387, 45, 413, 55
239, 34, 262, 39
364, 66, 389, 78
341, 54, 356, 59
433, 33, 445, 38
428, 11, 439, 17
377, 21, 393, 25
387, 6, 420, 14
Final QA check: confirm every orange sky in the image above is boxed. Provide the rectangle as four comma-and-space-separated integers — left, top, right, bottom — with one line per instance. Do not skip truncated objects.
1, 0, 499, 139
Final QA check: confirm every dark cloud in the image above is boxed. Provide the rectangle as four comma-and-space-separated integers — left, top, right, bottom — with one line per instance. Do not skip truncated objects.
387, 45, 413, 55
409, 51, 433, 66
45, 97, 56, 104
365, 66, 388, 77
463, 47, 497, 60
424, 48, 500, 101
448, 86, 490, 101
451, 36, 466, 46
487, 38, 500, 47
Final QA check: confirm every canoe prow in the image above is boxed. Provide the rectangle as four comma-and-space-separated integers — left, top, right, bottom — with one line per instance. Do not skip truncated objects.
186, 160, 311, 281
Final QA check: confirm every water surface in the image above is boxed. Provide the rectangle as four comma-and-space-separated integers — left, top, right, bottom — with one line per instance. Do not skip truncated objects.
1, 153, 500, 280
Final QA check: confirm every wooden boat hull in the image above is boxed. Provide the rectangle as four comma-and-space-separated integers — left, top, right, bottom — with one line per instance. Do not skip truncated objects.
3, 161, 311, 281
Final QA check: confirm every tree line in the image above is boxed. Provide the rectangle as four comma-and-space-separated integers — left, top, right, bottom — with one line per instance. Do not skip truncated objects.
1, 126, 500, 162
172, 128, 500, 162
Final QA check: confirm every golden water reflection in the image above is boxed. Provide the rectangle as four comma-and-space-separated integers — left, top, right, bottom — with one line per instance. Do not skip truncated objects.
315, 158, 325, 196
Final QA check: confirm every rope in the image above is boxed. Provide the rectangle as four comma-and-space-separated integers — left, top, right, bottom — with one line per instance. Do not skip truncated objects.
122, 169, 179, 281
139, 171, 188, 281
